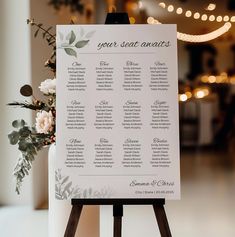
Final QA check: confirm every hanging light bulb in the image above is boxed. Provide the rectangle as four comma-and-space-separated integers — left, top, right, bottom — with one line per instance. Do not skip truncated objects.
159, 2, 166, 8
146, 14, 232, 43
223, 15, 229, 22
217, 16, 223, 22
179, 94, 188, 102
185, 10, 192, 17
194, 12, 200, 19
167, 5, 174, 12
206, 3, 216, 11
147, 16, 155, 24
138, 1, 143, 9
155, 1, 235, 23
231, 16, 235, 22
201, 14, 208, 21
177, 22, 231, 43
176, 7, 183, 15
209, 15, 215, 21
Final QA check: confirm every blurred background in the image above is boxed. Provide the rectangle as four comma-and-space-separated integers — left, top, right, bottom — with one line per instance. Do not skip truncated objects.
0, 0, 235, 236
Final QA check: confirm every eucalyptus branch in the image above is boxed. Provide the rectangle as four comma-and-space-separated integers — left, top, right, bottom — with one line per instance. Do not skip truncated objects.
27, 19, 56, 47
8, 101, 47, 111
8, 120, 55, 194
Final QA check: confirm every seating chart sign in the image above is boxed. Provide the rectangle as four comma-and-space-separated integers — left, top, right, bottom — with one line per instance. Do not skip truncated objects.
56, 25, 180, 200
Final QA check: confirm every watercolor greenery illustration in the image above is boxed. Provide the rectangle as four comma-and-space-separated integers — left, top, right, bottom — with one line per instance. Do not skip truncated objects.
55, 169, 114, 200
58, 28, 95, 58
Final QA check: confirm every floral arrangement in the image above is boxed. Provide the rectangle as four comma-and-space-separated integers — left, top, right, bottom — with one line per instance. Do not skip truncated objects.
8, 20, 57, 194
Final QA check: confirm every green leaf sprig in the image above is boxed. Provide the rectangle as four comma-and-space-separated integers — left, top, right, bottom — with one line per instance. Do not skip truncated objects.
58, 28, 95, 57
8, 120, 54, 194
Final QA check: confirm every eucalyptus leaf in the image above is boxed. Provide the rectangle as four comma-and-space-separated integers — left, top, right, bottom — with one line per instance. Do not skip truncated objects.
46, 26, 52, 32
12, 119, 25, 128
18, 141, 28, 152
34, 29, 40, 38
69, 30, 76, 44
63, 181, 72, 193
61, 176, 69, 185
75, 40, 89, 48
19, 127, 31, 137
64, 48, 77, 57
8, 131, 20, 145
85, 30, 95, 38
56, 193, 62, 200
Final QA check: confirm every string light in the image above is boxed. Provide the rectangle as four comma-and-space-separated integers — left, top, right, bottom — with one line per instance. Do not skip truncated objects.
231, 16, 235, 22
209, 15, 215, 21
179, 94, 188, 102
129, 17, 136, 24
147, 16, 155, 24
147, 16, 232, 43
205, 3, 216, 11
167, 5, 174, 12
200, 73, 235, 84
177, 23, 232, 43
138, 1, 143, 9
185, 10, 192, 17
179, 88, 210, 102
223, 15, 229, 22
176, 7, 183, 15
217, 16, 223, 22
201, 14, 208, 21
194, 12, 200, 19
208, 75, 216, 83
157, 1, 235, 23
159, 2, 166, 8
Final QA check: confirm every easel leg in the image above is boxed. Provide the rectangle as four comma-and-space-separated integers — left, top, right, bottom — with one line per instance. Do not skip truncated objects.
113, 204, 123, 237
153, 204, 172, 237
64, 204, 83, 237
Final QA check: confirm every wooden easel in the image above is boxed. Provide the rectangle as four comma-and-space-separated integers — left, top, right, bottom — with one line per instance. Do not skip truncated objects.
64, 198, 171, 237
64, 13, 172, 237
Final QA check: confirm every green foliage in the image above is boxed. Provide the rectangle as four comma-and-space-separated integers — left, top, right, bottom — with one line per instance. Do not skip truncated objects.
12, 119, 26, 128
67, 30, 76, 44
58, 30, 94, 58
27, 19, 56, 72
75, 40, 89, 48
64, 48, 77, 58
8, 120, 53, 194
8, 101, 48, 111
8, 19, 57, 194
55, 169, 114, 200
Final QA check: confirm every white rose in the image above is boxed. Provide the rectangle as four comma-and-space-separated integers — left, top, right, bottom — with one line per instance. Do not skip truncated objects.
39, 78, 56, 95
35, 111, 54, 134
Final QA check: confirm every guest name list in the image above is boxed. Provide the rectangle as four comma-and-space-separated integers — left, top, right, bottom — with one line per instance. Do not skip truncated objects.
56, 25, 180, 199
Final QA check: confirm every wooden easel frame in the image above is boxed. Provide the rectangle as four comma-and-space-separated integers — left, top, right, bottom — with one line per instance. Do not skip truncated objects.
64, 12, 172, 237
64, 199, 172, 237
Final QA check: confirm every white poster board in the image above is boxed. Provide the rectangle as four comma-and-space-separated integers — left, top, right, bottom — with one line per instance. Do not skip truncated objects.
56, 25, 180, 200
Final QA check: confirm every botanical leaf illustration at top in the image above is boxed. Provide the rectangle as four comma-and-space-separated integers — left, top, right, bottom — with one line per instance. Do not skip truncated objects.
57, 28, 96, 58
75, 40, 89, 48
